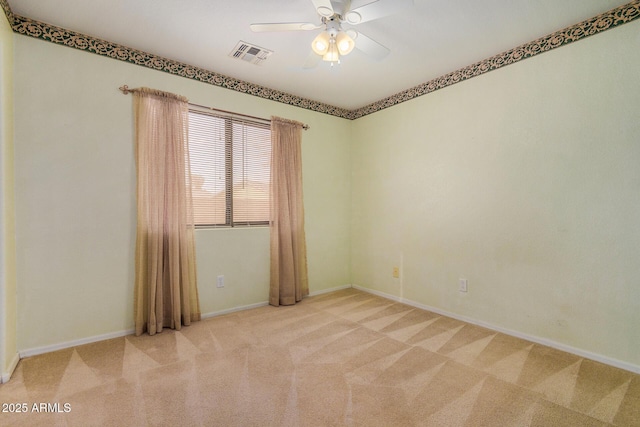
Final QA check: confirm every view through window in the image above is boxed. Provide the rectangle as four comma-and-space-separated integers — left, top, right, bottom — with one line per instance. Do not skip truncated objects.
188, 109, 271, 226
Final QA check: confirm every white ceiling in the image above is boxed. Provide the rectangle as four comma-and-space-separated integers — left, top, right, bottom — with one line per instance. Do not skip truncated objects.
7, 0, 632, 110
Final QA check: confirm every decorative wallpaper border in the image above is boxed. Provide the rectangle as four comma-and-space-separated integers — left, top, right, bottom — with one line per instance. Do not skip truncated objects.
349, 0, 640, 119
2, 0, 640, 120
6, 16, 351, 119
0, 0, 13, 25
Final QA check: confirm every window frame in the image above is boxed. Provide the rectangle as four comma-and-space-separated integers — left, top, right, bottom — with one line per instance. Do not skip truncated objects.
188, 108, 271, 228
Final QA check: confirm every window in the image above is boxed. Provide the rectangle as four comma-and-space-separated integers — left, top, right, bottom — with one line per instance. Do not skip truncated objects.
188, 109, 271, 227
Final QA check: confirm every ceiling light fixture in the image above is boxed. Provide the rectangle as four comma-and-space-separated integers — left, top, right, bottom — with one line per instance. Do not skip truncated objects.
311, 17, 355, 66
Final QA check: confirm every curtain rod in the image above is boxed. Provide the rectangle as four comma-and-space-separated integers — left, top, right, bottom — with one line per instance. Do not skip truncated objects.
119, 85, 309, 130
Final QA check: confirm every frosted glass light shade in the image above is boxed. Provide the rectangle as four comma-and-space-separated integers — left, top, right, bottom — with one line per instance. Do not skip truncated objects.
336, 32, 355, 55
312, 32, 330, 55
323, 47, 339, 62
313, 28, 354, 63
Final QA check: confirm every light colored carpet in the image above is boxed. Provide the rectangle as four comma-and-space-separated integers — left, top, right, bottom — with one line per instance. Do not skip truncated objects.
0, 288, 638, 426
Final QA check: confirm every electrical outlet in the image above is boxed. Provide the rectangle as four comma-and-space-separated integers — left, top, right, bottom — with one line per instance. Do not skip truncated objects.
393, 267, 400, 278
217, 275, 224, 288
459, 278, 468, 293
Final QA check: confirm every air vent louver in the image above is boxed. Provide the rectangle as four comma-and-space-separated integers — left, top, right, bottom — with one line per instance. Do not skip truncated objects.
229, 41, 273, 65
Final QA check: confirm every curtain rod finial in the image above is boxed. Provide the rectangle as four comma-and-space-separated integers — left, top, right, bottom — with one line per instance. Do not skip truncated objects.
119, 85, 131, 94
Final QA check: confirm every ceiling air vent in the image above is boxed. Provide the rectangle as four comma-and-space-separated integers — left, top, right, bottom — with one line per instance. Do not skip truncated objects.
229, 41, 273, 65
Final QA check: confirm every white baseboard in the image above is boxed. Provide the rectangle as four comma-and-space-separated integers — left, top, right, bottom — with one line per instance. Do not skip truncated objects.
308, 284, 352, 297
19, 329, 135, 359
18, 301, 271, 358
1, 351, 19, 383
201, 284, 353, 318
14, 291, 344, 361
201, 301, 269, 319
352, 284, 640, 375
201, 284, 354, 318
22, 284, 636, 376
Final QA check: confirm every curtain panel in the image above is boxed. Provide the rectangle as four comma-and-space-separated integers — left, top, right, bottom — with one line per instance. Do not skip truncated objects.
269, 116, 309, 306
133, 87, 201, 336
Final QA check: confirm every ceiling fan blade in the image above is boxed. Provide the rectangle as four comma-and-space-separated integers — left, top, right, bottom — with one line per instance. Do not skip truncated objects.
310, 0, 335, 17
354, 31, 390, 60
346, 0, 413, 24
303, 51, 321, 69
250, 22, 320, 32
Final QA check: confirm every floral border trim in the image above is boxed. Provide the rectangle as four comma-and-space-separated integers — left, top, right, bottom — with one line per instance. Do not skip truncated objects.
349, 0, 640, 119
0, 0, 13, 25
3, 0, 640, 120
7, 10, 351, 119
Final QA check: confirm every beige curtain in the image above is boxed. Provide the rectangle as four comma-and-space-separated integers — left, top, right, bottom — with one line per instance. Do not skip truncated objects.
133, 87, 201, 336
269, 116, 309, 306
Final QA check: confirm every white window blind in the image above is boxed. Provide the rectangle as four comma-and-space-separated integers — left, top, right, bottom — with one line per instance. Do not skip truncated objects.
188, 109, 271, 226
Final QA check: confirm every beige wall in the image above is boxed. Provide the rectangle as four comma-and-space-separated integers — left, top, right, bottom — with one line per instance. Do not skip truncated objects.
13, 35, 351, 352
351, 19, 640, 369
0, 10, 17, 380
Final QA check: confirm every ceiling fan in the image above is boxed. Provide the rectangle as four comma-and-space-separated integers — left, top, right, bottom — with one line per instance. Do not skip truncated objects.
250, 0, 413, 67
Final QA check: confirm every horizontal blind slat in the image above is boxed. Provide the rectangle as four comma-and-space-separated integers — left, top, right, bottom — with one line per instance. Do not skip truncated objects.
188, 110, 271, 226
